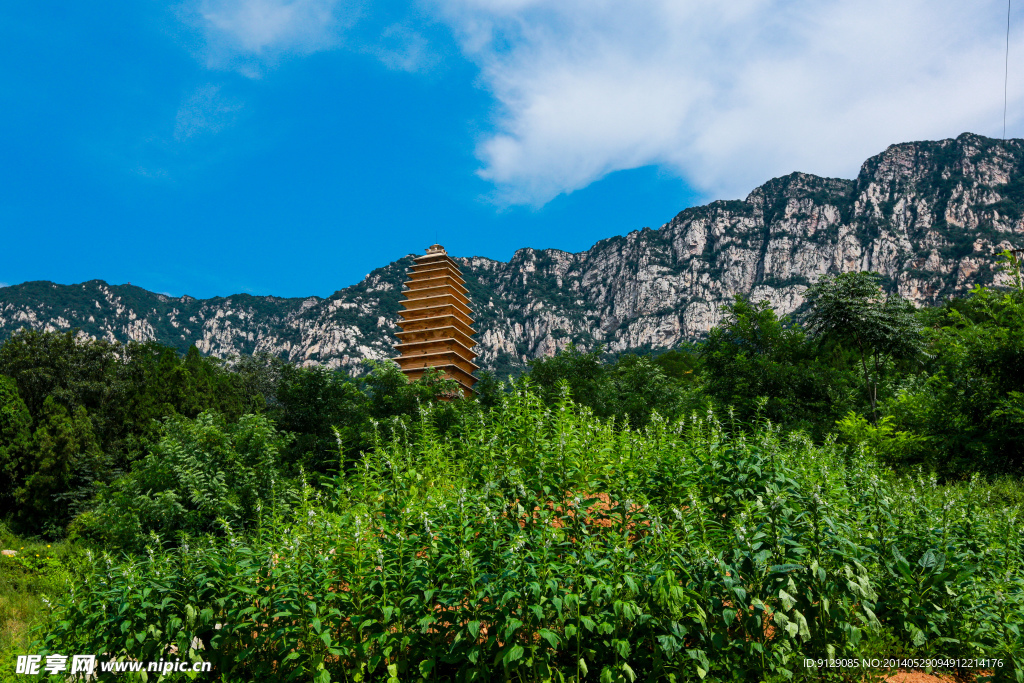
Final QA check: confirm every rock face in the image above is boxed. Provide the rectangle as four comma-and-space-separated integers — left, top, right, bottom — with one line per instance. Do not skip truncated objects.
2, 133, 1023, 376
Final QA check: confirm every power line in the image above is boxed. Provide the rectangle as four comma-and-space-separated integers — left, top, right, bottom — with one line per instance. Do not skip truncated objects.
1006, 0, 1011, 140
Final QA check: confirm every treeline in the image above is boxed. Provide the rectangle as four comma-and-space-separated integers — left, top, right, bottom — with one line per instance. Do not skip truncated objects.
0, 334, 461, 539
531, 267, 1023, 478
1, 259, 1021, 542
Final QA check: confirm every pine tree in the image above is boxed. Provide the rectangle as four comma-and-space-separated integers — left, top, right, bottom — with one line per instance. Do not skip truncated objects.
0, 375, 32, 517
18, 397, 104, 534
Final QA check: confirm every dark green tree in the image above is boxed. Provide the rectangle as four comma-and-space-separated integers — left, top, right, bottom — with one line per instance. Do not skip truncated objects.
0, 332, 253, 463
228, 352, 287, 415
0, 375, 32, 518
527, 344, 609, 417
804, 272, 923, 422
100, 341, 251, 467
14, 397, 105, 535
0, 329, 115, 427
701, 296, 855, 437
606, 354, 683, 428
652, 346, 701, 384
272, 364, 369, 474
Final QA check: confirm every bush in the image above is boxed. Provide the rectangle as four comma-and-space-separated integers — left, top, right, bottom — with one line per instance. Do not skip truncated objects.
834, 411, 925, 470
74, 411, 294, 551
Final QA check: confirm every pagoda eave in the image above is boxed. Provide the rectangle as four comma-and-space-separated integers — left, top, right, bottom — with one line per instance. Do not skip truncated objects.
394, 337, 478, 356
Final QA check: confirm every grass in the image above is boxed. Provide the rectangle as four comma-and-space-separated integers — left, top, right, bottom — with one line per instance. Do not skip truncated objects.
0, 523, 85, 681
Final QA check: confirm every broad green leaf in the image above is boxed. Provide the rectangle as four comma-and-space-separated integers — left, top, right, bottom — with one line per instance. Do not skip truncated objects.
502, 644, 524, 666
538, 628, 559, 648
793, 610, 810, 641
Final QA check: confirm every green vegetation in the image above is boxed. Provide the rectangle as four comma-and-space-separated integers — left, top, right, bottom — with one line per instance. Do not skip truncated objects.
27, 395, 1024, 681
0, 334, 463, 539
0, 524, 84, 680
2, 261, 1024, 681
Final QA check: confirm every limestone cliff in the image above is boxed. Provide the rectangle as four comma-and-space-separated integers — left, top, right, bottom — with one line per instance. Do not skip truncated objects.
3, 133, 1022, 375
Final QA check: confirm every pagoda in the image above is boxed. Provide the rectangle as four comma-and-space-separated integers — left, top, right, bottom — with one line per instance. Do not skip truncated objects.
393, 244, 478, 395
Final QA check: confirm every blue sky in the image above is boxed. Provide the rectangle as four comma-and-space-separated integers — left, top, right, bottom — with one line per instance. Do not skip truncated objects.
1, 0, 1021, 298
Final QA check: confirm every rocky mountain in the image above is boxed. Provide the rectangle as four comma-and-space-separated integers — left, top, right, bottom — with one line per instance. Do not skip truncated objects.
3, 132, 1023, 376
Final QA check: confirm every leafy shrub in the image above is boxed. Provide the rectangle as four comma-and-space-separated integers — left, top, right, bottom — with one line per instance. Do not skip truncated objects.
73, 411, 295, 551
834, 411, 925, 470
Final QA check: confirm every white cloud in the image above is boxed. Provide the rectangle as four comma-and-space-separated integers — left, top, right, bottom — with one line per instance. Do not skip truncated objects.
432, 0, 1024, 205
174, 84, 244, 140
188, 0, 361, 74
0, 282, 9, 289
372, 24, 439, 73
184, 0, 437, 75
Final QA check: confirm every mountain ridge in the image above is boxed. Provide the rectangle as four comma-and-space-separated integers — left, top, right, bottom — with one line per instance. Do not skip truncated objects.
3, 132, 1023, 376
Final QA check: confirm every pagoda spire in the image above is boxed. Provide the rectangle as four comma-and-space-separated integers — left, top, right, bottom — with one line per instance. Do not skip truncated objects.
393, 244, 478, 395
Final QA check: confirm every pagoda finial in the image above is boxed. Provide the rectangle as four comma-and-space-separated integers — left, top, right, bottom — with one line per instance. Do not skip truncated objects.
426, 244, 446, 255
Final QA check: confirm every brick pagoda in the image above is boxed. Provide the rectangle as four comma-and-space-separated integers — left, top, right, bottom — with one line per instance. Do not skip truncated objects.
393, 244, 478, 395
